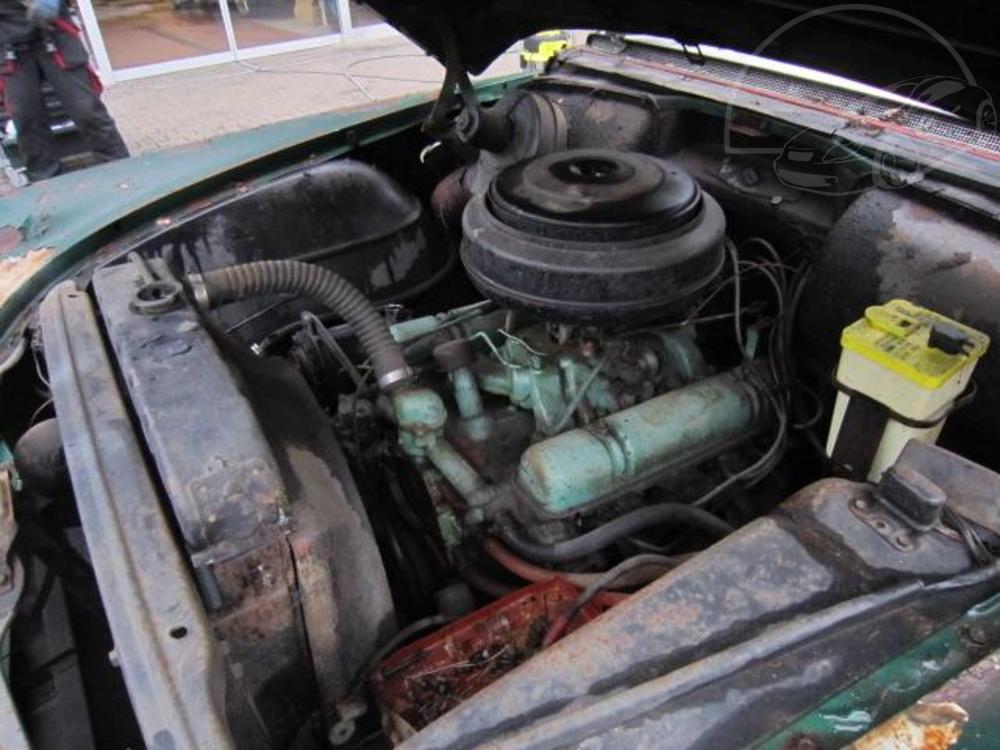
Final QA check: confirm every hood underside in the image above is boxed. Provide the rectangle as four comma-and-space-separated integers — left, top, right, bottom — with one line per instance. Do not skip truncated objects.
363, 0, 1000, 109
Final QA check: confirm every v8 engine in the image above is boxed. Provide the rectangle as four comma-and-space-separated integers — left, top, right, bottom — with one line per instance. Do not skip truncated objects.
353, 148, 771, 553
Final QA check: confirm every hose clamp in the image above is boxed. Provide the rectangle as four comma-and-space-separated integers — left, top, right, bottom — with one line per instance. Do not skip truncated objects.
377, 366, 414, 391
186, 273, 211, 310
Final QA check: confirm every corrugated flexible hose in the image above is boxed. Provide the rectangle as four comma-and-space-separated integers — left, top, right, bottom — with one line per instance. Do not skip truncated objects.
191, 260, 410, 389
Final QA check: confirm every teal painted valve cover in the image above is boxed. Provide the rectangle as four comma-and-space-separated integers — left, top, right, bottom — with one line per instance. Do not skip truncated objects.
517, 368, 767, 517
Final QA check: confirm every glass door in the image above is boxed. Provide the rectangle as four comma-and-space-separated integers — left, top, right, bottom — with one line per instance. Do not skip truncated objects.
77, 0, 393, 80
89, 0, 231, 70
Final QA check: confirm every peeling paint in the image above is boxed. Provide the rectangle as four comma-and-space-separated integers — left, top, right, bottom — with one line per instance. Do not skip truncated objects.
0, 226, 23, 254
849, 701, 968, 750
0, 247, 57, 306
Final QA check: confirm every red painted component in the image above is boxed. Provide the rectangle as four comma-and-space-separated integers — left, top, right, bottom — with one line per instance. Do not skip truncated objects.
370, 578, 605, 733
483, 538, 631, 607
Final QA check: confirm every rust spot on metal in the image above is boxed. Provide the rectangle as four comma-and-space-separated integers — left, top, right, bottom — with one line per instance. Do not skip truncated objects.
0, 246, 56, 306
782, 736, 818, 750
370, 578, 602, 738
879, 106, 908, 124
0, 225, 23, 254
849, 701, 968, 750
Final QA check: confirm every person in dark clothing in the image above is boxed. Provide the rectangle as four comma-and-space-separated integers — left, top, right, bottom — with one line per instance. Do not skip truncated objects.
1, 0, 128, 180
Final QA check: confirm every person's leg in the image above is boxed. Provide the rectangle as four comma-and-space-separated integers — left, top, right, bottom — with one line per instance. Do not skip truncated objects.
39, 34, 129, 163
2, 52, 61, 179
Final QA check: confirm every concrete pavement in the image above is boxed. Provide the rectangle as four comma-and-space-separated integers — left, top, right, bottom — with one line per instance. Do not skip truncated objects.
104, 34, 520, 154
0, 33, 520, 197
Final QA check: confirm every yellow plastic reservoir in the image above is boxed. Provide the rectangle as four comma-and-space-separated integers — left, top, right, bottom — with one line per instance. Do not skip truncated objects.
826, 300, 989, 481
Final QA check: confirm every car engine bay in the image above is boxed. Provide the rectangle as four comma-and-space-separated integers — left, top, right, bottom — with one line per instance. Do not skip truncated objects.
4, 44, 1000, 749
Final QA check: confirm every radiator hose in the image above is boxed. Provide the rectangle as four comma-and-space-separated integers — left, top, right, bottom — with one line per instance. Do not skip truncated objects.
189, 260, 411, 389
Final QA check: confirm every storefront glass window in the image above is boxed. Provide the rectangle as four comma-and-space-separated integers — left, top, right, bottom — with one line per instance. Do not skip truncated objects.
93, 0, 230, 69
82, 0, 389, 75
347, 1, 381, 27
231, 0, 342, 50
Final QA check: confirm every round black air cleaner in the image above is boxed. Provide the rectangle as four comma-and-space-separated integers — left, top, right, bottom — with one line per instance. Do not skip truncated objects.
460, 149, 726, 325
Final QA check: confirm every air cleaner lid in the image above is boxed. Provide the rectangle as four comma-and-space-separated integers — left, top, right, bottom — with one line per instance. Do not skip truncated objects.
489, 149, 702, 241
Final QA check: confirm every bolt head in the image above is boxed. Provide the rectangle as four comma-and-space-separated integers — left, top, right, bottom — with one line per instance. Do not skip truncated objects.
789, 737, 818, 750
966, 625, 989, 646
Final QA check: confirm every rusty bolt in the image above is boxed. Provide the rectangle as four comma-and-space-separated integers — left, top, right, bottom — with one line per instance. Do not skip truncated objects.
893, 533, 915, 551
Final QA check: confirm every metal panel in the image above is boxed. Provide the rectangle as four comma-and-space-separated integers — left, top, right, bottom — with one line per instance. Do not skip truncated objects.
39, 281, 235, 750
400, 478, 982, 749
93, 262, 283, 558
474, 570, 1000, 750
89, 259, 396, 743
759, 592, 1000, 749
847, 645, 1000, 750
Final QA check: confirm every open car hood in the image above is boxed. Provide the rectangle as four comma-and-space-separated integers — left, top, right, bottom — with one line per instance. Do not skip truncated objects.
364, 0, 1000, 106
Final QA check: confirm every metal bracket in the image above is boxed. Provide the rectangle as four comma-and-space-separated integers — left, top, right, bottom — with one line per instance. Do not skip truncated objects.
849, 495, 919, 552
424, 24, 510, 151
681, 41, 705, 65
